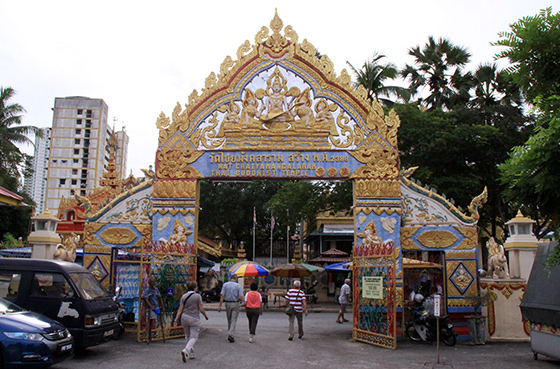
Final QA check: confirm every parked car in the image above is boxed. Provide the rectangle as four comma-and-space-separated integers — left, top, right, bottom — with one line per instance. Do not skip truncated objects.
0, 297, 73, 368
0, 258, 120, 348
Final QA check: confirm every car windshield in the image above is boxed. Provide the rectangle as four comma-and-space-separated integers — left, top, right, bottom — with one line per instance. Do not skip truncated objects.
69, 272, 109, 300
0, 298, 24, 314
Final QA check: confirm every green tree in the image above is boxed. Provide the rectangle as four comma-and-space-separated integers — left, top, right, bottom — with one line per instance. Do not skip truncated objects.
198, 179, 353, 259
495, 8, 560, 267
198, 180, 284, 258
347, 52, 410, 108
470, 63, 523, 109
0, 87, 38, 242
0, 87, 42, 189
266, 180, 352, 228
396, 102, 533, 239
500, 96, 560, 232
493, 7, 560, 103
402, 37, 472, 110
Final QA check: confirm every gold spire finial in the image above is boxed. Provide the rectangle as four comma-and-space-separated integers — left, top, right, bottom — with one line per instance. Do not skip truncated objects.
270, 9, 283, 34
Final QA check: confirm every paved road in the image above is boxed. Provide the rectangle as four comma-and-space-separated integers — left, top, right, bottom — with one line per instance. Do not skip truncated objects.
55, 310, 559, 369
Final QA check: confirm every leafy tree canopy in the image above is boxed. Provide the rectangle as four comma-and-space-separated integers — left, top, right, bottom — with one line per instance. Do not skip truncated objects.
495, 8, 560, 267
401, 36, 472, 110
396, 102, 533, 239
347, 52, 410, 108
198, 179, 352, 259
493, 7, 560, 103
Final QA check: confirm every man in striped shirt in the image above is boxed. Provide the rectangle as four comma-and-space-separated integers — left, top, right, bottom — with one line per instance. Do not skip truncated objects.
285, 280, 308, 340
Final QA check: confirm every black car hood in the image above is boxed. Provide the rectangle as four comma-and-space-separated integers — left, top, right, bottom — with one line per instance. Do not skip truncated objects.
1, 311, 65, 333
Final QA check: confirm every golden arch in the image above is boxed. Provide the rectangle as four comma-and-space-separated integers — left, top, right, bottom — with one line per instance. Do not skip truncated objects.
154, 11, 400, 349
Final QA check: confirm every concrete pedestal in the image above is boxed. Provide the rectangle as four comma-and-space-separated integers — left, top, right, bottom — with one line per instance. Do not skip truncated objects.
481, 278, 530, 341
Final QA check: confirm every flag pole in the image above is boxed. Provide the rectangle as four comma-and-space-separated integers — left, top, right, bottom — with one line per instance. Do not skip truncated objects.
270, 211, 273, 266
286, 209, 289, 264
253, 207, 256, 261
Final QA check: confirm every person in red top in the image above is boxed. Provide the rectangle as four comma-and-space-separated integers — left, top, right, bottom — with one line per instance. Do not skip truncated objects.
244, 282, 263, 343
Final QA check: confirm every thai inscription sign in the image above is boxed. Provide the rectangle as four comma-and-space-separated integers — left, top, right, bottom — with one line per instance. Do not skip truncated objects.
196, 151, 358, 179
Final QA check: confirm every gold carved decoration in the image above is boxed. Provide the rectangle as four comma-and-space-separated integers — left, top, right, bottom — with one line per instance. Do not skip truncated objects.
416, 230, 457, 249
354, 179, 400, 198
401, 168, 488, 225
84, 244, 112, 254
156, 150, 203, 179
84, 223, 104, 245
400, 227, 421, 250
451, 264, 472, 291
99, 227, 137, 245
152, 208, 194, 216
454, 226, 478, 250
155, 11, 402, 165
446, 261, 477, 297
350, 148, 399, 179
153, 180, 197, 199
446, 251, 476, 259
135, 224, 152, 246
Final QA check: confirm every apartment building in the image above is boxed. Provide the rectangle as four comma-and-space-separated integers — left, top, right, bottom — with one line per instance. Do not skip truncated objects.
45, 97, 128, 216
23, 127, 51, 215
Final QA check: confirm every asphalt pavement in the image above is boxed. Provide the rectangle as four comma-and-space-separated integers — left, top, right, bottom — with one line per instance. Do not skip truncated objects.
53, 305, 560, 369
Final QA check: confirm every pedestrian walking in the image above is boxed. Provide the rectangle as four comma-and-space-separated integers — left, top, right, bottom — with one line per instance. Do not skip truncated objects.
244, 282, 263, 343
336, 278, 351, 324
260, 286, 269, 310
218, 274, 244, 342
285, 280, 307, 340
143, 276, 165, 344
174, 280, 209, 362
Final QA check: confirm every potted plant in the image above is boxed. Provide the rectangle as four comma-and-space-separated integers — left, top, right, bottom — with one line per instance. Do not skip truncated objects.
465, 291, 491, 345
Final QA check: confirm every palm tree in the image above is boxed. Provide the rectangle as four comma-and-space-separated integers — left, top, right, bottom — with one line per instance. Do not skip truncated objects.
470, 63, 522, 108
402, 36, 472, 110
347, 52, 410, 108
0, 87, 42, 187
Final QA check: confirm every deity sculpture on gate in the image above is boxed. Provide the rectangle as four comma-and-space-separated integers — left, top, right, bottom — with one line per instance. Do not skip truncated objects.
218, 101, 241, 136
240, 90, 260, 129
356, 220, 382, 256
314, 98, 336, 135
291, 88, 314, 129
159, 219, 193, 252
259, 75, 294, 125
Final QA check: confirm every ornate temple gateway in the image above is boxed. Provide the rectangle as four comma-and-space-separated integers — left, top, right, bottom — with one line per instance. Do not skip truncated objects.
76, 12, 486, 348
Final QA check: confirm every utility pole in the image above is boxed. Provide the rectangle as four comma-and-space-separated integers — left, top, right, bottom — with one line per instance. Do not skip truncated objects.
286, 209, 290, 264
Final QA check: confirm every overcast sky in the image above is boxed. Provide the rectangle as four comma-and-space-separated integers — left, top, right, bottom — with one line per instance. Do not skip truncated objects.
1, 0, 555, 178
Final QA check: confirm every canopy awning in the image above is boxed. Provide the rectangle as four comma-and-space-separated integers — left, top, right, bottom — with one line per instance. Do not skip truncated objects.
520, 241, 560, 327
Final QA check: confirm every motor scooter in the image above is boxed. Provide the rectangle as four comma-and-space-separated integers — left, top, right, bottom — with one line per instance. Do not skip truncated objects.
305, 281, 319, 304
201, 283, 222, 303
405, 295, 457, 346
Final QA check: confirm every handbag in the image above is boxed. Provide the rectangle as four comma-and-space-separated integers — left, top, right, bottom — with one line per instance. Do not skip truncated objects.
285, 289, 301, 316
